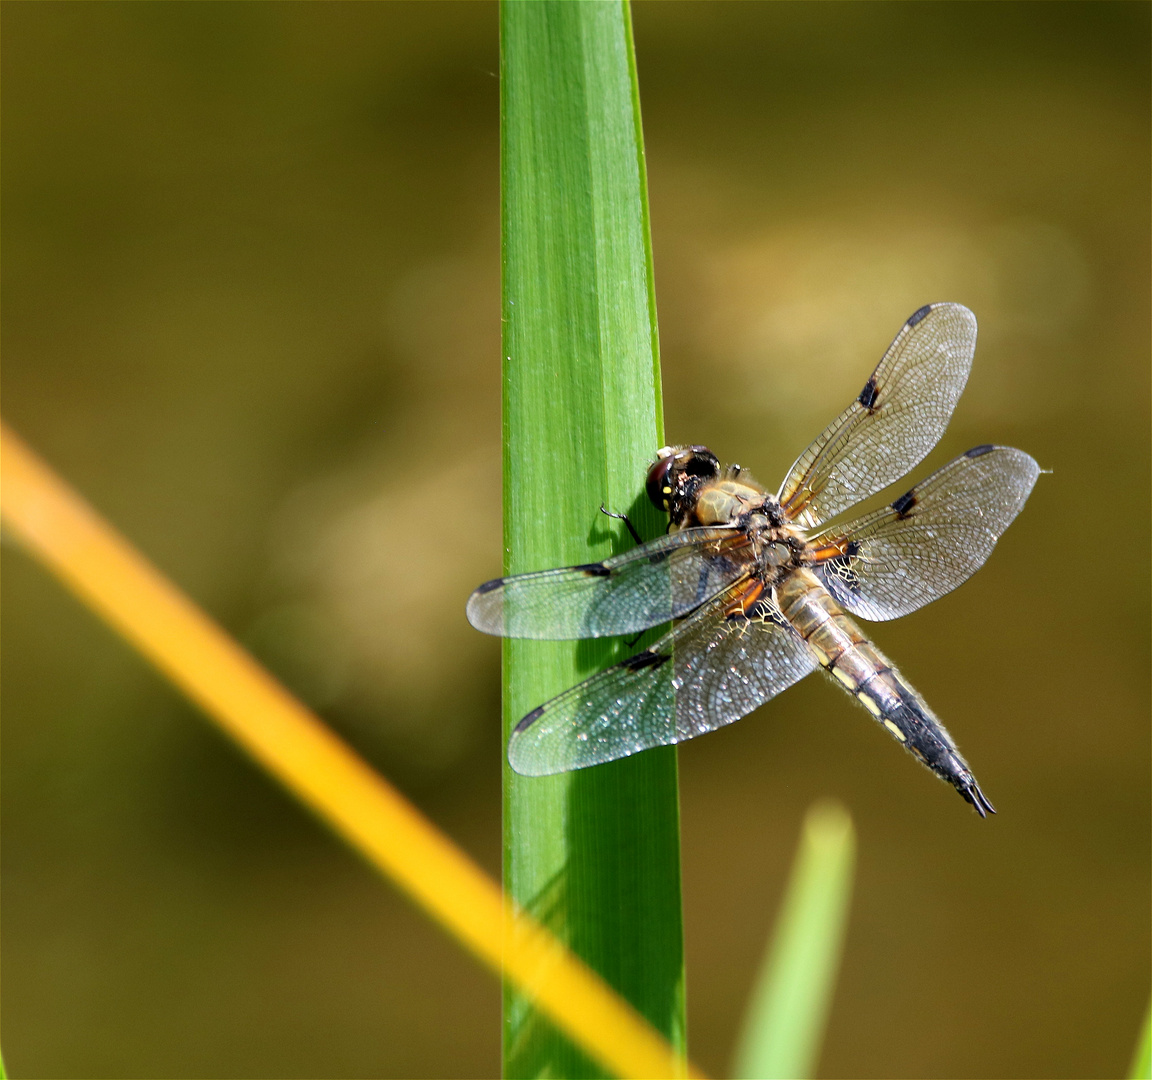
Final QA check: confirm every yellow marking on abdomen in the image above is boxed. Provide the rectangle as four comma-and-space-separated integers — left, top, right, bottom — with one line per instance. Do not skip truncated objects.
827, 643, 879, 688
883, 719, 907, 742
832, 666, 857, 690
806, 639, 831, 666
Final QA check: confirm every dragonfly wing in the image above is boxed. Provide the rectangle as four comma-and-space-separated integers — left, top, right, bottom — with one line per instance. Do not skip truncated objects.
466, 527, 753, 639
809, 445, 1040, 621
778, 303, 977, 528
508, 578, 818, 775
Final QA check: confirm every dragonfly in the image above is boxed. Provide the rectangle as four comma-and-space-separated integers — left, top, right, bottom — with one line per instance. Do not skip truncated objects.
467, 303, 1039, 815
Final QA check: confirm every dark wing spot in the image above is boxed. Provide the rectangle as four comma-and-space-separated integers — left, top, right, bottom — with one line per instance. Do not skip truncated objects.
891, 489, 917, 518
906, 304, 932, 327
845, 539, 862, 557
513, 704, 546, 734
620, 649, 669, 672
964, 444, 995, 459
475, 577, 505, 594
575, 562, 612, 577
857, 377, 880, 411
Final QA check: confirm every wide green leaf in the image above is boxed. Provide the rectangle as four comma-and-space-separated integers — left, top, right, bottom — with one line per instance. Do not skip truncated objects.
500, 2, 684, 1077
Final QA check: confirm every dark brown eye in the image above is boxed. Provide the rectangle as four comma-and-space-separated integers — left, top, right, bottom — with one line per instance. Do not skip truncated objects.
646, 456, 675, 511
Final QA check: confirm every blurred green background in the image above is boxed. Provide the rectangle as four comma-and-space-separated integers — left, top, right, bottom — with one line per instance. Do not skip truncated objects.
3, 3, 1148, 1077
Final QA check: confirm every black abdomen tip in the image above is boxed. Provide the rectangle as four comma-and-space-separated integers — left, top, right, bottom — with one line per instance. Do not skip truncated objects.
960, 779, 996, 818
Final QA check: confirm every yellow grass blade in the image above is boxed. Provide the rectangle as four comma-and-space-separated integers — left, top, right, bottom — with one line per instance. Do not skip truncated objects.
0, 421, 703, 1080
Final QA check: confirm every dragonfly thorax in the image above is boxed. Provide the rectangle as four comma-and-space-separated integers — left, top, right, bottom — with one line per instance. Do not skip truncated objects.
762, 540, 794, 568
692, 479, 770, 527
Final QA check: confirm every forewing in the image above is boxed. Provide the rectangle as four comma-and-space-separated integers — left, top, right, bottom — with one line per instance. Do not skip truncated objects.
466, 527, 754, 639
507, 580, 818, 775
809, 445, 1040, 621
778, 303, 977, 528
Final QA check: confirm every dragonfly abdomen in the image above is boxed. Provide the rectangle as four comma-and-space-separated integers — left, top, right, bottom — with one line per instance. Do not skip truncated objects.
777, 569, 995, 816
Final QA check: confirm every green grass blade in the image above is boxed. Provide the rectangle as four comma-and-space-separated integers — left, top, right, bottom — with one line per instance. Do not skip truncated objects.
1131, 999, 1151, 1080
733, 802, 856, 1080
500, 2, 683, 1077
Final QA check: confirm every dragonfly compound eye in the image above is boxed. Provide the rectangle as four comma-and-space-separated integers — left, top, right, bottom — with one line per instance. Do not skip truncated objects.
645, 455, 676, 511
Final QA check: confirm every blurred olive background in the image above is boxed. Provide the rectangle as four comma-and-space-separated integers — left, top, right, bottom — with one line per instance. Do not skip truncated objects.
3, 3, 1148, 1077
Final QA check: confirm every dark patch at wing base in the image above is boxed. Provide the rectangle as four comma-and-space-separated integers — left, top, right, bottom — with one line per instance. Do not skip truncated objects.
573, 562, 612, 577
813, 541, 865, 604
620, 649, 669, 672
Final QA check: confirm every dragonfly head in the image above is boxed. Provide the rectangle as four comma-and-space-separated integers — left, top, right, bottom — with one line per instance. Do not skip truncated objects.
647, 445, 721, 525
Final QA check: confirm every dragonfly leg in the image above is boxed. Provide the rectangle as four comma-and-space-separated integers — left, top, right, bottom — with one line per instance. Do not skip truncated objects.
600, 504, 643, 546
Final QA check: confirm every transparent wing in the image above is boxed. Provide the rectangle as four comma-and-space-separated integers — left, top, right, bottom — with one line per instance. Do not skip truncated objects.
508, 578, 818, 774
778, 303, 977, 529
808, 445, 1040, 621
466, 527, 754, 640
